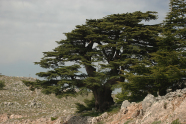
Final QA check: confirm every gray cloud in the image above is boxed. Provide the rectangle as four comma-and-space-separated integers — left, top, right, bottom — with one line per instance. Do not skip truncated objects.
0, 0, 170, 76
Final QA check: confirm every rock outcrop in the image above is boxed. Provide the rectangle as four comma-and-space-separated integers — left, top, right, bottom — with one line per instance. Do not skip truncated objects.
104, 88, 186, 124
63, 88, 186, 124
142, 94, 156, 112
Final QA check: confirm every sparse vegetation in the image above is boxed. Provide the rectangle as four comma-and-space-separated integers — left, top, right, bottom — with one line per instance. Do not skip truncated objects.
171, 119, 181, 124
152, 120, 161, 124
51, 116, 58, 121
0, 80, 5, 90
124, 120, 131, 124
106, 104, 120, 114
97, 121, 104, 124
164, 102, 167, 109
75, 96, 95, 113
79, 111, 101, 117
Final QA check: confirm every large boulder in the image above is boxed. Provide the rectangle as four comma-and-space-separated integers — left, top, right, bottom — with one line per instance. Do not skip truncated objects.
142, 94, 156, 112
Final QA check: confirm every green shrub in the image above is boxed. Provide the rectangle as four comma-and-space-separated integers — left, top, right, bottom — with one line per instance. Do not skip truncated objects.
75, 103, 88, 113
171, 119, 181, 124
0, 80, 5, 90
115, 90, 130, 104
83, 96, 95, 110
51, 117, 58, 121
164, 102, 167, 109
75, 96, 95, 113
106, 105, 120, 114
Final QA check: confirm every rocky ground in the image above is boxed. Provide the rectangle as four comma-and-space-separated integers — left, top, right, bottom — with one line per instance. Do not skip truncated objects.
1, 75, 186, 124
104, 88, 186, 124
0, 75, 91, 124
64, 88, 186, 124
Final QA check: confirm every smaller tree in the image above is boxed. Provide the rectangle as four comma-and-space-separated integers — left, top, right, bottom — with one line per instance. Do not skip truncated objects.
0, 80, 5, 90
149, 0, 186, 95
118, 0, 186, 97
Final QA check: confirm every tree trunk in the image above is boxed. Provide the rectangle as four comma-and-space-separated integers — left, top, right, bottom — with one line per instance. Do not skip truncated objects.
92, 86, 114, 112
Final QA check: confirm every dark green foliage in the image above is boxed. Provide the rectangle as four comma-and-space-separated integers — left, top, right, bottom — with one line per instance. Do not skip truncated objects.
115, 89, 130, 104
22, 80, 39, 91
171, 119, 181, 124
75, 103, 87, 113
117, 0, 186, 98
51, 117, 58, 121
77, 99, 121, 117
75, 96, 95, 113
115, 90, 147, 103
0, 80, 5, 90
153, 0, 186, 94
105, 104, 120, 114
79, 111, 100, 117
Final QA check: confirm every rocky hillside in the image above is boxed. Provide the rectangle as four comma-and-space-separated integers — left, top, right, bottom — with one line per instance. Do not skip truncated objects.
63, 89, 186, 124
1, 75, 186, 124
64, 89, 186, 124
0, 75, 92, 124
103, 88, 186, 124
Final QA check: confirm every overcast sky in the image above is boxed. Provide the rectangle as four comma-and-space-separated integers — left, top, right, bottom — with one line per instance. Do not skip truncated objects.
0, 0, 170, 78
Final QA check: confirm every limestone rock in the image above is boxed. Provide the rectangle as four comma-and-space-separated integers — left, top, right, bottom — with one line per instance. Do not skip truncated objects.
92, 117, 98, 124
171, 96, 186, 123
121, 100, 130, 109
142, 94, 156, 112
132, 109, 140, 118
